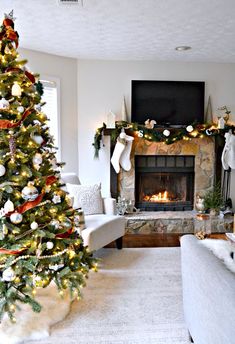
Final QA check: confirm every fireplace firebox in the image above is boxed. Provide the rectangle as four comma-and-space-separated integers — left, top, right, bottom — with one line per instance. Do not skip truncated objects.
135, 155, 195, 211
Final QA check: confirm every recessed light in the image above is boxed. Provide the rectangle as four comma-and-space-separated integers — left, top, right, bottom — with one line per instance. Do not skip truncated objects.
175, 46, 192, 51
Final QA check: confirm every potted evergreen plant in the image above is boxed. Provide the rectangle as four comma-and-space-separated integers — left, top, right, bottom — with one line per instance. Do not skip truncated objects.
203, 184, 224, 215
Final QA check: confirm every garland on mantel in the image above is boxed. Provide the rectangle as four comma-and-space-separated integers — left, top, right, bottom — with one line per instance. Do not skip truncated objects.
93, 121, 235, 158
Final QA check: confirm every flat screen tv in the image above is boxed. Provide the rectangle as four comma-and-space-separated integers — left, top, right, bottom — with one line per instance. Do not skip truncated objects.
131, 80, 205, 127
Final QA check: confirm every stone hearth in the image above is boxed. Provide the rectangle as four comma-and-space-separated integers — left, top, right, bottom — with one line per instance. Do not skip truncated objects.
119, 136, 215, 209
125, 211, 233, 234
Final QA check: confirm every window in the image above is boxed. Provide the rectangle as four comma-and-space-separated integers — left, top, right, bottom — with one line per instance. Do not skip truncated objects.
40, 78, 61, 159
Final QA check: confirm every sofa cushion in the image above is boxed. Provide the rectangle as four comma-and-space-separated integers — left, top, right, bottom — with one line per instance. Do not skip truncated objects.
66, 183, 103, 215
82, 214, 126, 251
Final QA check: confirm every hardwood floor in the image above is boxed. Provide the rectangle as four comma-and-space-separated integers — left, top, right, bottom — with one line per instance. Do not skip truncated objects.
105, 232, 228, 248
106, 233, 183, 248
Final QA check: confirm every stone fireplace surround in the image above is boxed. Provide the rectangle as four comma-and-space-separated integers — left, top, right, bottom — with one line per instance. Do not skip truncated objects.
116, 136, 231, 235
119, 136, 215, 206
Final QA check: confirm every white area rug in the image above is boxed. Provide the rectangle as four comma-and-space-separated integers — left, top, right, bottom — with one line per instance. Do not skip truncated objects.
24, 248, 189, 344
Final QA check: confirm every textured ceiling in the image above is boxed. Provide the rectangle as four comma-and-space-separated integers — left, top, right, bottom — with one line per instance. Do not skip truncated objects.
1, 0, 235, 62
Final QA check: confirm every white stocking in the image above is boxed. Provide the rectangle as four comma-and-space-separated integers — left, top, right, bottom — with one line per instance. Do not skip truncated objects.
111, 138, 126, 174
222, 132, 235, 170
119, 133, 134, 171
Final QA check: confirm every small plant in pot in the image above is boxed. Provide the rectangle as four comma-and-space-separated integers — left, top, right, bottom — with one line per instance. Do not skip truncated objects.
203, 184, 224, 215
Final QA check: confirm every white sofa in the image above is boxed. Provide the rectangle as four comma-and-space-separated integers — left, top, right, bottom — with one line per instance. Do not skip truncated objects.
61, 173, 125, 251
181, 235, 235, 344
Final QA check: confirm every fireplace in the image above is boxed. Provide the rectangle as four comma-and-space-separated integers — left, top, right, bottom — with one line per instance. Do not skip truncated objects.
135, 155, 195, 211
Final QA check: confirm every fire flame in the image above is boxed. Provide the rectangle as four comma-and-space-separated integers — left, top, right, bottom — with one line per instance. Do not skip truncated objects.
143, 191, 169, 202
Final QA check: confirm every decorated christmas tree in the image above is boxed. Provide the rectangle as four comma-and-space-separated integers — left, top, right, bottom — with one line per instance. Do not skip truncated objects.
0, 11, 96, 321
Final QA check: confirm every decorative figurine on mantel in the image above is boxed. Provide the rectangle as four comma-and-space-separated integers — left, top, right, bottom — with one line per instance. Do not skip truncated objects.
106, 110, 116, 128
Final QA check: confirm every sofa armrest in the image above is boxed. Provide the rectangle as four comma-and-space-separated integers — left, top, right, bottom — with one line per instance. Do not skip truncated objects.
102, 197, 117, 215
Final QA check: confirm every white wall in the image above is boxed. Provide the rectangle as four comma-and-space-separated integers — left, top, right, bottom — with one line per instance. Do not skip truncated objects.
19, 48, 78, 174
77, 60, 235, 206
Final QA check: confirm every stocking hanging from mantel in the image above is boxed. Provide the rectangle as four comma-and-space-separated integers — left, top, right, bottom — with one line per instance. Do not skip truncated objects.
221, 131, 235, 170
111, 129, 134, 174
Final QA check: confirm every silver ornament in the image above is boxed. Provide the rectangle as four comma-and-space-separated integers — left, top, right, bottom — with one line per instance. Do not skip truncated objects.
0, 98, 9, 110
21, 182, 39, 201
10, 212, 23, 224
33, 153, 42, 166
0, 164, 6, 177
52, 194, 61, 204
33, 153, 43, 170
17, 106, 24, 113
206, 129, 213, 136
34, 104, 41, 112
2, 267, 16, 281
32, 134, 44, 145
50, 219, 60, 229
49, 264, 64, 271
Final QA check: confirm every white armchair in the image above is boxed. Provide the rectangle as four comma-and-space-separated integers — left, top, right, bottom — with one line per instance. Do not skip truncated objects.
61, 173, 125, 251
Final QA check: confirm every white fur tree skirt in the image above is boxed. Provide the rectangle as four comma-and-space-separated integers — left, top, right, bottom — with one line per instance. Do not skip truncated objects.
0, 284, 71, 344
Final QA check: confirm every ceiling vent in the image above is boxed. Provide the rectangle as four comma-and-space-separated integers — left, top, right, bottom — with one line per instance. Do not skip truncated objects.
58, 0, 83, 5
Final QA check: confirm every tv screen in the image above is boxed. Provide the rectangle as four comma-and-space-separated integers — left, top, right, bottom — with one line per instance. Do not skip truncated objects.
131, 80, 205, 126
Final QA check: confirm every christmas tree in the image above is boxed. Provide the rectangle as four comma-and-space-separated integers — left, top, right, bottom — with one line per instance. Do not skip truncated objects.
0, 11, 96, 322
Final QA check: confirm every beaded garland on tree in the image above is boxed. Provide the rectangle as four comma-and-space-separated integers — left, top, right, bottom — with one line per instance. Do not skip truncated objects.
0, 11, 97, 321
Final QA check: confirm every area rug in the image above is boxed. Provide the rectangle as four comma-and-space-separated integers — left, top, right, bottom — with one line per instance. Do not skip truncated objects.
25, 247, 189, 344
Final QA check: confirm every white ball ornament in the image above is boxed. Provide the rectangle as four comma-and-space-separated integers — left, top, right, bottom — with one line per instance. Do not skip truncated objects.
0, 98, 10, 110
34, 104, 41, 112
50, 219, 60, 229
33, 153, 42, 165
33, 153, 43, 170
163, 129, 170, 137
30, 221, 38, 230
21, 182, 39, 201
186, 125, 194, 133
17, 105, 24, 113
46, 241, 54, 250
2, 267, 16, 282
10, 212, 23, 224
0, 164, 6, 177
32, 134, 44, 145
